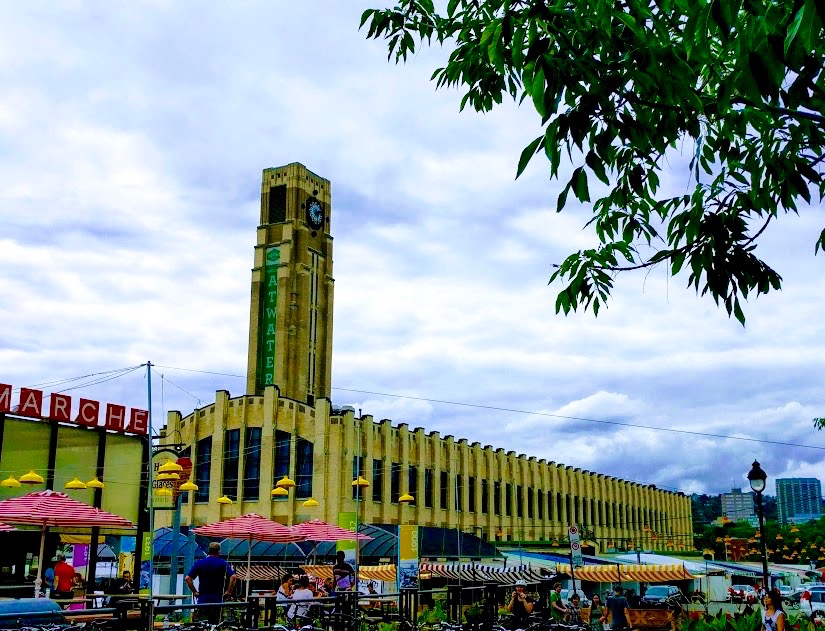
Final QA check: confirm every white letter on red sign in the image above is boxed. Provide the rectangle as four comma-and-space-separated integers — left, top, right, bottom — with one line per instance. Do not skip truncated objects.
128, 409, 149, 435
49, 394, 72, 422
105, 403, 126, 432
76, 399, 100, 427
0, 384, 11, 413
18, 388, 43, 418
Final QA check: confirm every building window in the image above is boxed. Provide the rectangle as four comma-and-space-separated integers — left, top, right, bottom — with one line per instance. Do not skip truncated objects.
565, 495, 572, 523
517, 485, 524, 518
391, 462, 400, 503
408, 466, 418, 505
295, 437, 313, 498
574, 496, 580, 525
455, 475, 463, 511
424, 469, 433, 508
179, 446, 192, 503
273, 429, 291, 493
557, 494, 563, 521
505, 484, 512, 517
195, 437, 211, 503
372, 459, 383, 502
494, 481, 501, 515
222, 429, 240, 500
548, 492, 554, 521
537, 490, 544, 520
527, 487, 534, 519
481, 480, 489, 514
468, 476, 476, 513
440, 471, 448, 509
352, 455, 365, 500
243, 427, 262, 501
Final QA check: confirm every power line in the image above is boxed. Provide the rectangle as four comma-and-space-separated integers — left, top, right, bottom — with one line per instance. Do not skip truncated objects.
332, 386, 825, 452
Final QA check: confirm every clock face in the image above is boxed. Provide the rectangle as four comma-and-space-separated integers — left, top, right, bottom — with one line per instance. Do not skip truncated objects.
306, 198, 324, 229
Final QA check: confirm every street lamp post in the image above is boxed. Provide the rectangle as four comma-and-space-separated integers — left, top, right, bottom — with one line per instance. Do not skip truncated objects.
748, 460, 769, 591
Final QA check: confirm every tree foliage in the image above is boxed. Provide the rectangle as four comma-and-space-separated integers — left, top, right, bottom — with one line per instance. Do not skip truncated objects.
360, 0, 825, 324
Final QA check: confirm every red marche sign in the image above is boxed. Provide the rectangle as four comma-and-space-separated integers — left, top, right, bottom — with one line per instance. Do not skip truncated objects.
0, 382, 148, 436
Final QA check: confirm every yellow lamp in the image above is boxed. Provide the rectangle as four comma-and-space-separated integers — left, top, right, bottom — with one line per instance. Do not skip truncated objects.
179, 480, 198, 492
159, 460, 183, 474
351, 477, 370, 488
20, 470, 44, 485
552, 539, 559, 546
791, 525, 800, 533
399, 492, 415, 503
303, 498, 319, 507
86, 477, 105, 489
156, 487, 173, 497
271, 487, 288, 497
156, 472, 180, 481
217, 495, 233, 505
276, 475, 295, 489
0, 476, 21, 488
64, 477, 87, 490
776, 533, 783, 540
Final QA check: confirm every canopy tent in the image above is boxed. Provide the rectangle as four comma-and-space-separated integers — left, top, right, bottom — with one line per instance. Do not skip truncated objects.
153, 527, 207, 561
0, 490, 135, 597
556, 563, 695, 583
219, 539, 316, 561
357, 524, 502, 561
420, 562, 561, 584
302, 564, 398, 583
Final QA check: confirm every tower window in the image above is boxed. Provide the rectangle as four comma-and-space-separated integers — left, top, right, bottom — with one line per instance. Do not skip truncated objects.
195, 437, 211, 503
268, 185, 287, 223
222, 429, 240, 500
295, 437, 314, 498
243, 427, 262, 501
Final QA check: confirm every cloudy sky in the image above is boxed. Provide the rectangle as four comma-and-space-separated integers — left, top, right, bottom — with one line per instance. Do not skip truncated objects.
1, 1, 823, 498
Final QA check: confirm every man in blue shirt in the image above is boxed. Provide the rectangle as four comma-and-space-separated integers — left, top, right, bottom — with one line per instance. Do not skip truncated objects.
185, 542, 236, 623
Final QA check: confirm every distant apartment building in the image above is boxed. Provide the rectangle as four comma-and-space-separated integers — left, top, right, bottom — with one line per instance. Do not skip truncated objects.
776, 478, 822, 524
721, 488, 755, 522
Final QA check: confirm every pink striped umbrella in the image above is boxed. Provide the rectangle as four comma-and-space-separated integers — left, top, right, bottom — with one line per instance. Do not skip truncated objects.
290, 519, 372, 542
194, 513, 306, 596
0, 523, 15, 532
0, 490, 135, 596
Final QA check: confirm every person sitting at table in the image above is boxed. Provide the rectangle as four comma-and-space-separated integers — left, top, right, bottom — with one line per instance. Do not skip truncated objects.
288, 575, 316, 624
277, 573, 294, 601
110, 570, 135, 595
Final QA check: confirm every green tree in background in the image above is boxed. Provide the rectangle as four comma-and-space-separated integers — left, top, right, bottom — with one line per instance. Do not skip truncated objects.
361, 0, 825, 325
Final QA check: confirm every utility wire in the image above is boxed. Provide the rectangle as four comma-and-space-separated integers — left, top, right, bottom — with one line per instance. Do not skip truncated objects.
332, 386, 825, 452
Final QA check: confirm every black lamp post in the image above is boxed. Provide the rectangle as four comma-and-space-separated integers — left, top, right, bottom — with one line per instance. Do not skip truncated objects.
748, 460, 769, 590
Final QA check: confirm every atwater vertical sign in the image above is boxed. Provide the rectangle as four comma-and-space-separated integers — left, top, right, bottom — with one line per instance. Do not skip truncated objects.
258, 246, 280, 390
398, 525, 420, 589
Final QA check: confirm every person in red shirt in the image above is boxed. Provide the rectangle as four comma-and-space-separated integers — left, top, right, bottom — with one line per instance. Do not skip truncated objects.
52, 553, 76, 602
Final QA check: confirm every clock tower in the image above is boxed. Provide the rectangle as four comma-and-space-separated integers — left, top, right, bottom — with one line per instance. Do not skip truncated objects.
246, 163, 334, 404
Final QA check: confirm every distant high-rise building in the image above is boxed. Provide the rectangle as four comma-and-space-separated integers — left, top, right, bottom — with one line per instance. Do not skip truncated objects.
721, 488, 755, 522
776, 478, 822, 524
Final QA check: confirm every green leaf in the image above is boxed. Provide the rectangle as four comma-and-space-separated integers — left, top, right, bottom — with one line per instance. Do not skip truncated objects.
531, 64, 546, 117
572, 168, 590, 202
585, 151, 610, 185
516, 135, 543, 179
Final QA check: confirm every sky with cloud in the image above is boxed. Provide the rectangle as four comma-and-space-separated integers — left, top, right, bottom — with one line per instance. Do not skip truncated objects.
1, 1, 823, 498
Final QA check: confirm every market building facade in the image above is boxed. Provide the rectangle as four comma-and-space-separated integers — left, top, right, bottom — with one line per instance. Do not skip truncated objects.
158, 163, 693, 551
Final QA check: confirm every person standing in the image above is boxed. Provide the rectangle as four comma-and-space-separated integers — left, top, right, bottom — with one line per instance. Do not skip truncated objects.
589, 594, 607, 631
761, 591, 786, 631
550, 583, 568, 620
52, 553, 76, 603
185, 542, 237, 623
508, 579, 534, 622
566, 593, 584, 625
333, 551, 355, 591
606, 585, 630, 630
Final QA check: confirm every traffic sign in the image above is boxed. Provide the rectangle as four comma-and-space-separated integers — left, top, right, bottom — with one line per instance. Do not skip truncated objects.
569, 525, 583, 567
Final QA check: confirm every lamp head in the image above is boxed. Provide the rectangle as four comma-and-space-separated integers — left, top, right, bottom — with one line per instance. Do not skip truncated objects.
747, 460, 767, 493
